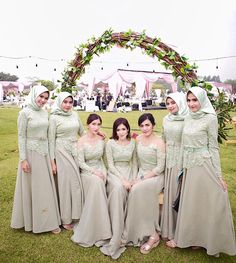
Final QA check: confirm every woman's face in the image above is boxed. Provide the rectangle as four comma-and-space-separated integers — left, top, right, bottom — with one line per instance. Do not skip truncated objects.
187, 93, 201, 112
61, 96, 73, 112
166, 97, 179, 114
35, 92, 49, 108
88, 119, 101, 135
139, 119, 154, 137
116, 123, 128, 140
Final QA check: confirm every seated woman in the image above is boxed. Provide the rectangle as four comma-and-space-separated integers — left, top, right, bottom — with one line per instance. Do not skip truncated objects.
71, 114, 111, 247
100, 118, 138, 259
122, 113, 165, 254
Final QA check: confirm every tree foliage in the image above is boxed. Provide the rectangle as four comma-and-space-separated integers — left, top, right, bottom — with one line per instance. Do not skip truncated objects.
0, 72, 18, 81
34, 80, 57, 91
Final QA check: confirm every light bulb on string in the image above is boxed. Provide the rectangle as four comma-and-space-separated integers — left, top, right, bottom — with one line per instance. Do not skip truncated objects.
216, 59, 219, 69
16, 65, 19, 69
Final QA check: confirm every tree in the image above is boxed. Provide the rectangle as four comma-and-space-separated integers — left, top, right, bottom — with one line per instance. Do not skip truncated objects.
34, 80, 57, 91
202, 75, 221, 82
0, 72, 18, 81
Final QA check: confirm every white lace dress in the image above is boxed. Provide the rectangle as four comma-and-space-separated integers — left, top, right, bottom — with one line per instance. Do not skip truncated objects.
174, 113, 236, 256
161, 116, 184, 239
11, 108, 61, 233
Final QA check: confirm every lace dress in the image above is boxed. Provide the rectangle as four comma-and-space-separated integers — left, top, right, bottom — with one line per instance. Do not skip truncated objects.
161, 117, 184, 239
174, 114, 236, 256
122, 141, 165, 246
100, 139, 138, 259
49, 112, 84, 224
11, 108, 60, 233
71, 140, 111, 247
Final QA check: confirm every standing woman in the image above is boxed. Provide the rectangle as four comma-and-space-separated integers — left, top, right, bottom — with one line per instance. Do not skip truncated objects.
167, 86, 236, 257
161, 92, 188, 241
71, 114, 111, 247
100, 118, 138, 259
49, 92, 85, 231
122, 113, 165, 254
11, 85, 61, 234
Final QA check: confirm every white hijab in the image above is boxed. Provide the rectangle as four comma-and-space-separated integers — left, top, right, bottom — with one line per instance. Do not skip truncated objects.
165, 92, 188, 121
27, 85, 49, 111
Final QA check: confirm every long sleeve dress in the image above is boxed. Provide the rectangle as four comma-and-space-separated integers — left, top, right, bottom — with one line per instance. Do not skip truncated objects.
161, 117, 184, 240
122, 141, 165, 246
48, 111, 85, 225
11, 108, 61, 233
100, 139, 138, 259
174, 113, 236, 256
71, 139, 111, 247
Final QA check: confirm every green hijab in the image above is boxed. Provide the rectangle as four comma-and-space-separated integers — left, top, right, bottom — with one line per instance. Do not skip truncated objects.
165, 92, 188, 121
50, 92, 74, 116
188, 86, 216, 119
27, 85, 49, 111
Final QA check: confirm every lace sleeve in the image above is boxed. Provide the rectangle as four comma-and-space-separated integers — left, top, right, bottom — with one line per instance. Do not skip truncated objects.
106, 141, 121, 179
17, 110, 28, 161
152, 141, 166, 176
48, 116, 57, 160
131, 144, 138, 180
77, 146, 93, 172
77, 114, 85, 137
207, 115, 222, 177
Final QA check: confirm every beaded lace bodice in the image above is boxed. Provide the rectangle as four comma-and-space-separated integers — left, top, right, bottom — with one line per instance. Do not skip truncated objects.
163, 116, 184, 168
182, 114, 222, 177
49, 112, 84, 159
137, 142, 165, 178
18, 108, 49, 160
77, 140, 106, 175
106, 139, 138, 181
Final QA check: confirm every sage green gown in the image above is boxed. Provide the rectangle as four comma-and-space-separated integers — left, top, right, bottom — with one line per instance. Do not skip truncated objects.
174, 114, 236, 256
100, 139, 138, 259
71, 140, 111, 247
122, 141, 165, 246
161, 117, 184, 240
11, 108, 61, 233
49, 112, 84, 224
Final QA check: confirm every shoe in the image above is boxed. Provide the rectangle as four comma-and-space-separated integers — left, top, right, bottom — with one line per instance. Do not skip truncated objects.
52, 227, 61, 234
140, 235, 160, 254
62, 224, 73, 231
191, 246, 201, 250
166, 239, 177, 248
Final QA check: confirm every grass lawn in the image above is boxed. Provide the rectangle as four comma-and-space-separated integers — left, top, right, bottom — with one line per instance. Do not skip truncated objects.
0, 107, 235, 263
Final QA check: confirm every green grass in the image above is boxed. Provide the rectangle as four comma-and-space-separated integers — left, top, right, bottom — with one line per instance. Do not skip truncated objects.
0, 107, 236, 263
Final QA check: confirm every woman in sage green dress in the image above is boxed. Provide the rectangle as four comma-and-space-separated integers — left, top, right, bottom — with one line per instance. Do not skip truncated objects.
71, 114, 111, 247
161, 92, 188, 241
11, 85, 61, 234
49, 92, 85, 230
167, 86, 236, 257
100, 118, 138, 259
122, 113, 165, 254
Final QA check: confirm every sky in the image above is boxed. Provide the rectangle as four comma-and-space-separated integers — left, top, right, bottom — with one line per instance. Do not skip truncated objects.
0, 0, 236, 83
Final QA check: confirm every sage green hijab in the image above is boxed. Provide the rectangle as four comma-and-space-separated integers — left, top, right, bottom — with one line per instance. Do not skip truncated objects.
165, 92, 188, 121
50, 92, 74, 116
27, 85, 49, 111
187, 86, 216, 119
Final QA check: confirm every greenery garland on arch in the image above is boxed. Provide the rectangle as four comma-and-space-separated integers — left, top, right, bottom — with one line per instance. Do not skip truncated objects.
61, 28, 235, 142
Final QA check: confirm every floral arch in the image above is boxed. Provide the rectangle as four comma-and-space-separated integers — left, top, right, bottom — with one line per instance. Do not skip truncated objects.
61, 28, 234, 142
61, 29, 203, 92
